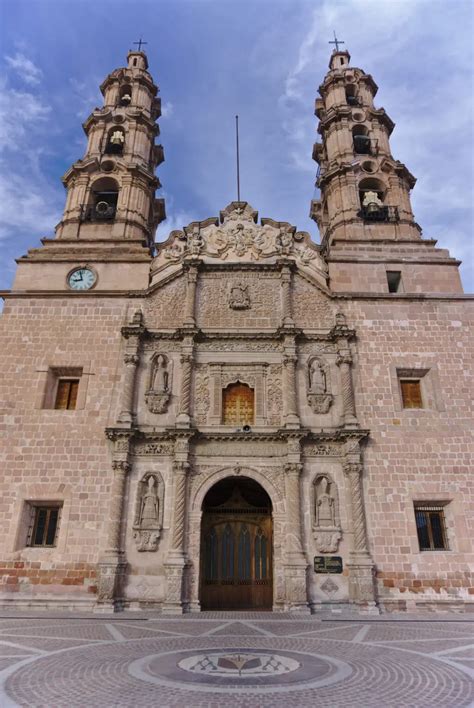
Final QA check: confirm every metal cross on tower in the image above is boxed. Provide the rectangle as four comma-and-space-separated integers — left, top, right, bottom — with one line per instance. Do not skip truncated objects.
328, 31, 344, 52
133, 38, 148, 52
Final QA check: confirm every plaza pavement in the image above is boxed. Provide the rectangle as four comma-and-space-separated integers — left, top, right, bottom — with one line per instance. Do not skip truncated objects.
0, 610, 472, 707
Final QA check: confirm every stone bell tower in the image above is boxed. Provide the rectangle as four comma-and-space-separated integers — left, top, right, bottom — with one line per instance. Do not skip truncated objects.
13, 50, 166, 292
311, 49, 463, 294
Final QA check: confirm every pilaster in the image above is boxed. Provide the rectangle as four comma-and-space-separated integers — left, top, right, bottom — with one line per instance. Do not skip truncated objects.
343, 455, 377, 611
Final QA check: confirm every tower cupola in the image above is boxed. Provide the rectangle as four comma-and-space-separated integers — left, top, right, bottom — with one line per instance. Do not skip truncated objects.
311, 49, 418, 249
55, 50, 165, 252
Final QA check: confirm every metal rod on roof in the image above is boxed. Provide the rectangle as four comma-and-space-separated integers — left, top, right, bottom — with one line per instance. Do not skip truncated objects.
235, 115, 241, 202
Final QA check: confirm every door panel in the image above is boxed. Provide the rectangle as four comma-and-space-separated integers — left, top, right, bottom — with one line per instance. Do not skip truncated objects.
200, 514, 273, 610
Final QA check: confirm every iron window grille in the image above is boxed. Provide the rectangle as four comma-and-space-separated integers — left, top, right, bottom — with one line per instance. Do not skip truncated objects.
27, 506, 62, 547
414, 504, 449, 551
358, 205, 399, 223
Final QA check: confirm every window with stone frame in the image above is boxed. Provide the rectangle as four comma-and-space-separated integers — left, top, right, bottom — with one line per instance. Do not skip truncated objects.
414, 503, 449, 551
42, 367, 83, 410
25, 503, 63, 547
222, 382, 255, 425
397, 368, 429, 409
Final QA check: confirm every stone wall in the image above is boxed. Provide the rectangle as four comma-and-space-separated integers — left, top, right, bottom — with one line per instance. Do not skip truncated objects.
0, 296, 129, 604
344, 296, 473, 609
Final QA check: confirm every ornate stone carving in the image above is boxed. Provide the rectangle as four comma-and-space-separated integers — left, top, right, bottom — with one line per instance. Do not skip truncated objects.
307, 356, 333, 414
313, 474, 342, 553
145, 354, 172, 414
305, 443, 340, 457
320, 577, 339, 596
267, 364, 283, 426
228, 282, 250, 309
133, 441, 174, 456
194, 365, 210, 425
343, 462, 368, 553
97, 561, 127, 603
153, 202, 327, 279
196, 340, 282, 352
133, 472, 164, 551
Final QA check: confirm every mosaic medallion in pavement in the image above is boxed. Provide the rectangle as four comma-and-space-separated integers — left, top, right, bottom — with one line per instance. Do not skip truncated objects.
128, 647, 352, 693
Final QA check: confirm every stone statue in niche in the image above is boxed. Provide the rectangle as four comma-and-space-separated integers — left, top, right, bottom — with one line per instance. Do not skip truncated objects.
313, 475, 341, 553
145, 354, 172, 414
133, 473, 164, 552
229, 282, 250, 310
307, 357, 333, 414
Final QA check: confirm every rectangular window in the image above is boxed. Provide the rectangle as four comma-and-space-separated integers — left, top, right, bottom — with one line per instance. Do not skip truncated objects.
414, 504, 449, 551
387, 270, 402, 293
400, 379, 423, 408
54, 379, 79, 410
28, 506, 61, 547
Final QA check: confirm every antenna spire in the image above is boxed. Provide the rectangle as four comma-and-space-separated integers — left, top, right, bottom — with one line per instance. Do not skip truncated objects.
235, 115, 241, 202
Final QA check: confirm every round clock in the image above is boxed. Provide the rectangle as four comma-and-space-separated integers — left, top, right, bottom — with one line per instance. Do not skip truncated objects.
67, 267, 97, 290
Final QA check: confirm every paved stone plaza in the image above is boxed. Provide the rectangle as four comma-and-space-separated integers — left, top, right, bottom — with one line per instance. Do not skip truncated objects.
0, 612, 472, 706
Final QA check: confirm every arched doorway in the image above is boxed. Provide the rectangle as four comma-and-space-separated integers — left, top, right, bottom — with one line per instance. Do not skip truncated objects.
200, 477, 273, 610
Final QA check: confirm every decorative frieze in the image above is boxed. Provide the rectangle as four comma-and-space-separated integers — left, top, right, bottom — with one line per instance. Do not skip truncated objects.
133, 441, 174, 456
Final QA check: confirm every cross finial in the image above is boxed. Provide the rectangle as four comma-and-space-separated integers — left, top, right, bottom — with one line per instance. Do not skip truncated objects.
133, 38, 148, 52
328, 31, 344, 52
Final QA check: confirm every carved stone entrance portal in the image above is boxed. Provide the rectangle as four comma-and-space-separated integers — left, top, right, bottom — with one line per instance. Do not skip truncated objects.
200, 477, 273, 610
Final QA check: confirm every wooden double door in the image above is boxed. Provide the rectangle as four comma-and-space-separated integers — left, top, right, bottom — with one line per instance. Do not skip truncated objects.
200, 509, 273, 610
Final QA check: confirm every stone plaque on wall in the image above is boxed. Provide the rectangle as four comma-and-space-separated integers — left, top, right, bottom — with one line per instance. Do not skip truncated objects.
313, 556, 343, 574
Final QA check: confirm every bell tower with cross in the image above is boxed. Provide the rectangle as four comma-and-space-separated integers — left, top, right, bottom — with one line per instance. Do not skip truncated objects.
310, 40, 463, 294
14, 45, 166, 292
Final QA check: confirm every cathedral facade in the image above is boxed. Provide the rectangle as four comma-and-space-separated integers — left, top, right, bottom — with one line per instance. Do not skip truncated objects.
0, 49, 472, 613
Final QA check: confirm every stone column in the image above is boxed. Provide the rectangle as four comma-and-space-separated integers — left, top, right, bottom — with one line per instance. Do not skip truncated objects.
336, 343, 357, 427
117, 352, 139, 424
283, 347, 299, 428
164, 460, 190, 614
280, 264, 294, 327
96, 434, 131, 612
176, 352, 193, 426
184, 264, 199, 326
343, 460, 377, 609
283, 463, 309, 611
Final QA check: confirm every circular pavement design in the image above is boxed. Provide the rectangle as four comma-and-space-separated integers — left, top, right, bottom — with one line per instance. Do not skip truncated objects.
129, 647, 352, 693
4, 634, 473, 707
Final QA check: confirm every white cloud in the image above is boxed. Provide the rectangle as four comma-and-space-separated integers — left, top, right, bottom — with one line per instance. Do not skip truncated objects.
0, 164, 62, 241
69, 77, 103, 119
157, 209, 195, 242
0, 80, 51, 151
161, 101, 174, 119
5, 52, 43, 85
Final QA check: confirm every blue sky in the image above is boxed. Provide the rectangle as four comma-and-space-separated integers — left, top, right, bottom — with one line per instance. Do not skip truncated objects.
0, 0, 472, 291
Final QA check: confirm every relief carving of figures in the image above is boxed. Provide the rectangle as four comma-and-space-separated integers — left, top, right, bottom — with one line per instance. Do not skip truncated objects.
277, 226, 294, 255
145, 354, 172, 414
164, 233, 185, 262
229, 223, 254, 256
307, 357, 333, 414
313, 475, 341, 553
133, 472, 164, 551
228, 282, 250, 310
187, 227, 204, 255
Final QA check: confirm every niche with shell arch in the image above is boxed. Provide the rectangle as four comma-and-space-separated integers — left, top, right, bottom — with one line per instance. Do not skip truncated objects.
145, 353, 172, 414
312, 473, 342, 553
133, 471, 165, 552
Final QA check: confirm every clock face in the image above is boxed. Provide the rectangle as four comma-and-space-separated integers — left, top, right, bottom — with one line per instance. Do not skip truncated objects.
67, 267, 97, 290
